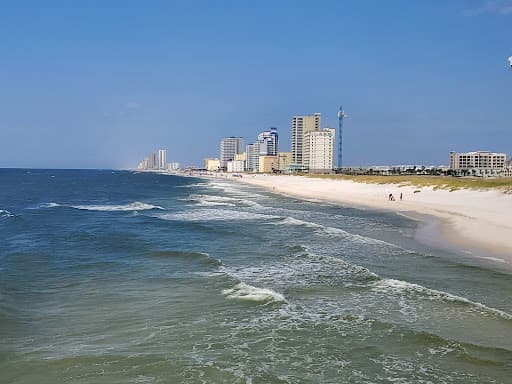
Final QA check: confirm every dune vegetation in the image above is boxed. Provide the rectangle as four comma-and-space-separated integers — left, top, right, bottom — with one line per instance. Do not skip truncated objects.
305, 174, 512, 193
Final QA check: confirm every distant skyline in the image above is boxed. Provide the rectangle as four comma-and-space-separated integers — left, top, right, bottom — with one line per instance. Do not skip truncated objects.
0, 0, 511, 169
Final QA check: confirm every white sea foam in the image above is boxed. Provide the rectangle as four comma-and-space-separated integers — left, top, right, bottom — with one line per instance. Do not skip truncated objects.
39, 202, 61, 208
219, 250, 379, 292
207, 183, 264, 199
157, 209, 279, 222
278, 217, 394, 247
186, 194, 265, 209
476, 256, 506, 263
41, 201, 163, 211
176, 182, 210, 188
185, 194, 238, 207
0, 209, 14, 218
371, 278, 512, 321
222, 282, 285, 303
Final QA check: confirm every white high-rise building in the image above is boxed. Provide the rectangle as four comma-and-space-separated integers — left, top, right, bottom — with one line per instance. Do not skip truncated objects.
220, 137, 244, 170
257, 127, 278, 156
246, 142, 260, 172
303, 128, 335, 173
147, 152, 157, 169
158, 149, 167, 170
291, 113, 321, 166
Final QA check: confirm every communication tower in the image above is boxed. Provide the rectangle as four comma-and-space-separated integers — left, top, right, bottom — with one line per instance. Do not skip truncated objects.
337, 106, 347, 170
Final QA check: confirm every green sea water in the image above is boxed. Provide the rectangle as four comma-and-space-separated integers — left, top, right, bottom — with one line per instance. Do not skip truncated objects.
1, 169, 511, 383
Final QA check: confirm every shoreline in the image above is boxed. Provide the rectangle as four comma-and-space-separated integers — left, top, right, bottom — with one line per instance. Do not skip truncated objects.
223, 174, 512, 266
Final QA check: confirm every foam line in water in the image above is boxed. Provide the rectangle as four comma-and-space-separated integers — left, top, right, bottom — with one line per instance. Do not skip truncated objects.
278, 217, 396, 247
148, 250, 222, 266
38, 202, 61, 208
41, 202, 164, 211
207, 183, 265, 198
156, 209, 280, 222
0, 209, 14, 218
222, 283, 285, 303
184, 194, 239, 207
372, 278, 512, 321
176, 182, 210, 188
184, 194, 265, 209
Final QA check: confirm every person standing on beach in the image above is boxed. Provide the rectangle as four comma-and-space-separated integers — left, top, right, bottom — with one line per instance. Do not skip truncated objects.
400, 193, 403, 201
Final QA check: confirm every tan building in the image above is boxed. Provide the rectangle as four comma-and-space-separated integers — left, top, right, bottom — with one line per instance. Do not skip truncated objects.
291, 113, 321, 166
258, 156, 278, 173
303, 128, 335, 173
234, 152, 247, 161
203, 158, 220, 172
277, 152, 292, 172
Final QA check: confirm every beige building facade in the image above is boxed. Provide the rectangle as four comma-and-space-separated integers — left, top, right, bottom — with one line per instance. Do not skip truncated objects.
258, 156, 278, 173
277, 152, 293, 172
450, 151, 506, 170
303, 128, 335, 173
203, 158, 220, 172
291, 113, 321, 166
449, 151, 509, 177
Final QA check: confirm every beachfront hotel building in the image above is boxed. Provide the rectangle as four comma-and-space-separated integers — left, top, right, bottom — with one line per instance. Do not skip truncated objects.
220, 137, 244, 170
258, 156, 278, 173
204, 158, 220, 172
277, 152, 292, 172
227, 153, 246, 173
158, 149, 167, 170
450, 151, 508, 176
291, 113, 321, 166
258, 127, 279, 156
246, 142, 260, 172
148, 152, 158, 169
303, 128, 335, 173
227, 160, 245, 173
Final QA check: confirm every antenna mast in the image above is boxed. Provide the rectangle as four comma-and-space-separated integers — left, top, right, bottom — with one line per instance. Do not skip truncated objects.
337, 106, 346, 170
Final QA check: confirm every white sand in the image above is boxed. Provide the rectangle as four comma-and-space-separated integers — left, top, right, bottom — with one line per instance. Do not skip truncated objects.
232, 174, 512, 263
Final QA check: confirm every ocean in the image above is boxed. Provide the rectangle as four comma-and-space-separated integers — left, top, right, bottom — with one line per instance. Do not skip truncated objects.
1, 169, 511, 383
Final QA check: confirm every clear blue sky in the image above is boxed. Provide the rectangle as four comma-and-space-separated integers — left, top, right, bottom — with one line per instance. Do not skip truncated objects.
0, 0, 511, 168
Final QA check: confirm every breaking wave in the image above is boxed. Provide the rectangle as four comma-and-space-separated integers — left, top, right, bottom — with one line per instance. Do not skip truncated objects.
40, 202, 164, 211
176, 182, 210, 188
278, 217, 396, 247
222, 282, 285, 303
184, 194, 265, 209
371, 278, 512, 321
183, 194, 238, 207
156, 209, 280, 222
148, 250, 222, 266
0, 209, 14, 218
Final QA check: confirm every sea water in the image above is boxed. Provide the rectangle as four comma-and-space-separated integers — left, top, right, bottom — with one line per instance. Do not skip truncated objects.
0, 169, 511, 383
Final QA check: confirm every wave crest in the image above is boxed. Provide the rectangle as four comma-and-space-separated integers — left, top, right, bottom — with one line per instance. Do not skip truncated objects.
156, 209, 279, 222
222, 283, 285, 303
148, 250, 222, 266
278, 217, 396, 247
0, 209, 14, 218
41, 202, 164, 211
371, 278, 512, 321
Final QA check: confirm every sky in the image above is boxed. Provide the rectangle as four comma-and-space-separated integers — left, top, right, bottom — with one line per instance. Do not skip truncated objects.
0, 0, 511, 169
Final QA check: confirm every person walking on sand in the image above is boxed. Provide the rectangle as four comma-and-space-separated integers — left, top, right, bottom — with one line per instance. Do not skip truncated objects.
400, 193, 403, 201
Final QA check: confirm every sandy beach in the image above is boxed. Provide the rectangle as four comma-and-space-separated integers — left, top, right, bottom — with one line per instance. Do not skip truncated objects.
227, 174, 512, 264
